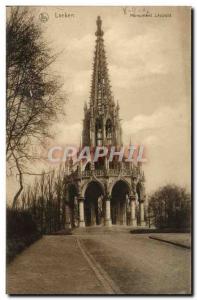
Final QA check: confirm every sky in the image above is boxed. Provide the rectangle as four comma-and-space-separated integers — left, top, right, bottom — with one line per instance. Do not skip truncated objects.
7, 6, 191, 200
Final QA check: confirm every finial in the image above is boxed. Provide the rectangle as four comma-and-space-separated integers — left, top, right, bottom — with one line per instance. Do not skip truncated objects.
95, 16, 104, 37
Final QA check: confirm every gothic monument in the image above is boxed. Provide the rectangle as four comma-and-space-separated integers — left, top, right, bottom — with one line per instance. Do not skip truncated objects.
64, 16, 146, 228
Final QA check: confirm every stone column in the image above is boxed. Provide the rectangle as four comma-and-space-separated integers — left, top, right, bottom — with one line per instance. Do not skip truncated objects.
105, 157, 109, 170
105, 197, 112, 226
130, 195, 137, 227
139, 200, 146, 227
65, 202, 71, 229
78, 197, 85, 227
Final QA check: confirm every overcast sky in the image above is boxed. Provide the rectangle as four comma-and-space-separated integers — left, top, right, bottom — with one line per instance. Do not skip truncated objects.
7, 6, 191, 200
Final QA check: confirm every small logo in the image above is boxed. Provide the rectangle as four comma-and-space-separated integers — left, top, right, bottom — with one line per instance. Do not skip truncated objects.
39, 12, 49, 23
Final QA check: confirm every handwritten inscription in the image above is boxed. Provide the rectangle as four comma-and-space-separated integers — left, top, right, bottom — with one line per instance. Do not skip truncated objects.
122, 7, 172, 18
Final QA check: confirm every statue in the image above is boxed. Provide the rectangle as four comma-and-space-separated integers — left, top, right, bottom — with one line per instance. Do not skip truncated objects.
126, 194, 131, 225
97, 195, 103, 224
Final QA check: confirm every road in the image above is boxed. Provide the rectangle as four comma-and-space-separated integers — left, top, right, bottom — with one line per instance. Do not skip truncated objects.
7, 230, 191, 295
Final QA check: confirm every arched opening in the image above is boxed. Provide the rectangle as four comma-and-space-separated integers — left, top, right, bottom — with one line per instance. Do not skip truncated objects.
84, 181, 104, 226
95, 118, 103, 146
136, 182, 142, 224
94, 156, 105, 170
137, 181, 143, 200
111, 180, 130, 225
68, 184, 78, 228
105, 119, 112, 145
85, 161, 91, 171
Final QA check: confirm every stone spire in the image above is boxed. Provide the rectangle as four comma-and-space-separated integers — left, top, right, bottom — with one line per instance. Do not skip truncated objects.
90, 16, 113, 116
82, 17, 122, 147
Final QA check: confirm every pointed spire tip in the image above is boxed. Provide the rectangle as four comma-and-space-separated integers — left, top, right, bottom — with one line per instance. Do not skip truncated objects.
95, 16, 104, 37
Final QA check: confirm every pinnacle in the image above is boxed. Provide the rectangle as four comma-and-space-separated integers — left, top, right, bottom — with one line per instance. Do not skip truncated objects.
95, 16, 104, 37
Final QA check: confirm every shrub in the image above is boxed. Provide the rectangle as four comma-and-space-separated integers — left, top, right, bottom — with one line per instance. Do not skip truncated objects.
7, 208, 42, 263
148, 184, 191, 230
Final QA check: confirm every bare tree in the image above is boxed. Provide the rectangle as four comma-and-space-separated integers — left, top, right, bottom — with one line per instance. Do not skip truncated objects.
17, 164, 66, 234
55, 165, 66, 230
6, 7, 66, 207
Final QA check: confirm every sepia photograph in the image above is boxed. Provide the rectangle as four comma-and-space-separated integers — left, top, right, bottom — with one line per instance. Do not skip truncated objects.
6, 6, 192, 295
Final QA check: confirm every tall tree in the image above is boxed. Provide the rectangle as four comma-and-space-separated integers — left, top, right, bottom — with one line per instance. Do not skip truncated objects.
148, 184, 191, 229
6, 7, 66, 207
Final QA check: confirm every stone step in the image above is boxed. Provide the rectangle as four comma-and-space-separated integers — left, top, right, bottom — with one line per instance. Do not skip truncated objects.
72, 225, 135, 235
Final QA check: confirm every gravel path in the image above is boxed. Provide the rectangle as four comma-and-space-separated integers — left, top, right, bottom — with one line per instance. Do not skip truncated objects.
7, 232, 191, 295
81, 233, 191, 294
7, 236, 107, 294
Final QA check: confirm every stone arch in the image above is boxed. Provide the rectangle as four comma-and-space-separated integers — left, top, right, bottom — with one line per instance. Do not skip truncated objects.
110, 179, 131, 225
81, 178, 105, 198
95, 118, 103, 146
84, 161, 91, 171
109, 178, 131, 196
105, 118, 112, 144
83, 180, 105, 226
